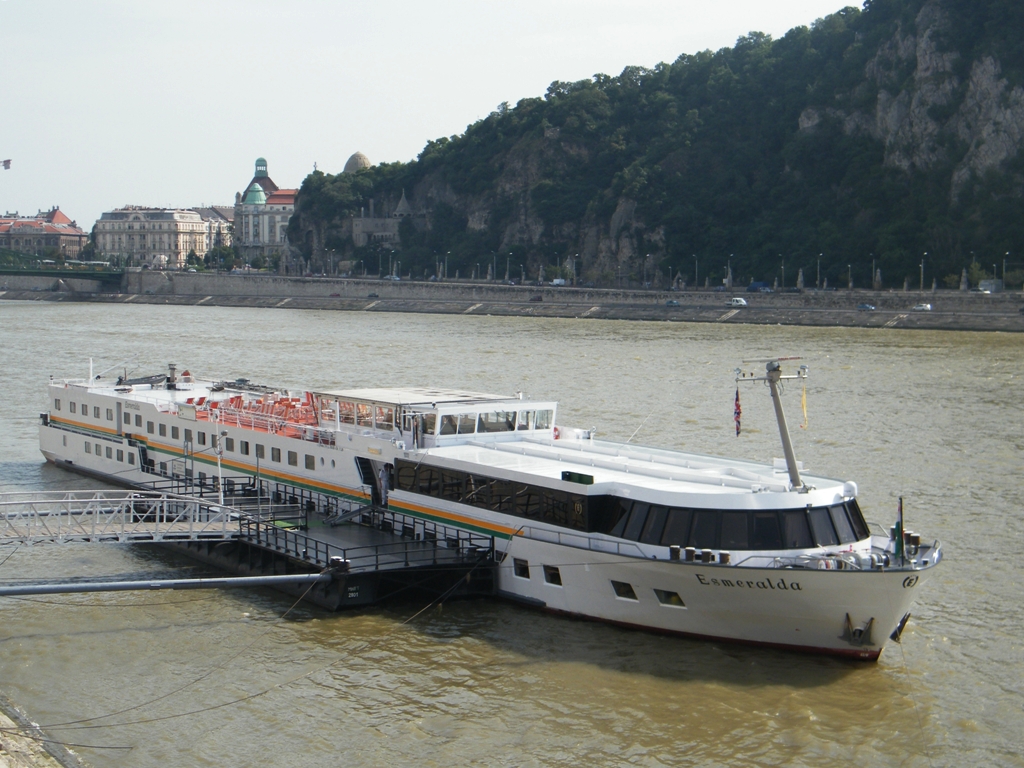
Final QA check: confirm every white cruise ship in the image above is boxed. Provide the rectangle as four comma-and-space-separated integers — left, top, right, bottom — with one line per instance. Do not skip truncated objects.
39, 361, 941, 659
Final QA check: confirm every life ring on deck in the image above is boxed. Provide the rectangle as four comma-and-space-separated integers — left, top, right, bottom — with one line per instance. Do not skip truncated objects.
553, 426, 561, 440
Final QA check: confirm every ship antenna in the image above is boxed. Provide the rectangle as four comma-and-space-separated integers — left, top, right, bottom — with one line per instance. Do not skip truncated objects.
736, 358, 809, 491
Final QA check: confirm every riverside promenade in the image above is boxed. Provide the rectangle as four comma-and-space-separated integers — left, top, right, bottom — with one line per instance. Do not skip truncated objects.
2, 271, 1022, 332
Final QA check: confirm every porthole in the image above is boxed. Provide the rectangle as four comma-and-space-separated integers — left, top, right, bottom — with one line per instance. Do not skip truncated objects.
543, 566, 562, 586
653, 589, 686, 608
611, 580, 638, 601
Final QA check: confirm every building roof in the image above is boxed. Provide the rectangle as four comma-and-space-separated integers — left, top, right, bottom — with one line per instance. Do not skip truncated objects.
192, 206, 235, 222
344, 152, 371, 173
0, 209, 86, 236
242, 183, 266, 205
266, 189, 297, 205
393, 189, 412, 217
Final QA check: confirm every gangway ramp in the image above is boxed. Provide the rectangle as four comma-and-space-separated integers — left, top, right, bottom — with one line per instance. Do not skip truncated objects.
0, 490, 241, 545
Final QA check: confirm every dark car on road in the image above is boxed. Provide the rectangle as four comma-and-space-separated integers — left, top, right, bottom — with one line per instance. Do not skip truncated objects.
857, 303, 876, 311
529, 295, 543, 302
367, 292, 379, 298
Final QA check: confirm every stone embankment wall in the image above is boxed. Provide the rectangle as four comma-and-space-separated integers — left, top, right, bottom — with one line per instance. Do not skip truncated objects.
3, 271, 1023, 332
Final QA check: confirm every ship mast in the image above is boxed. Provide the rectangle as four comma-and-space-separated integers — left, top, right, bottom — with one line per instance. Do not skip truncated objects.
737, 358, 808, 491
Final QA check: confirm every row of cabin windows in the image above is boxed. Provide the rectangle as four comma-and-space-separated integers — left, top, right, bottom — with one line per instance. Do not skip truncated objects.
327, 403, 552, 436
511, 558, 686, 607
84, 440, 134, 465
55, 399, 114, 422
395, 460, 869, 549
120, 414, 329, 471
437, 409, 553, 436
604, 498, 869, 550
395, 460, 588, 531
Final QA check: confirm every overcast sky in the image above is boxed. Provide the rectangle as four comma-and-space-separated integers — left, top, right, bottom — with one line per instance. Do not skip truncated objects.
1, 0, 853, 229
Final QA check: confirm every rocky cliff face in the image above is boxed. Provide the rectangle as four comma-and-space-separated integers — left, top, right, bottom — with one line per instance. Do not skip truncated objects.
799, 0, 1024, 202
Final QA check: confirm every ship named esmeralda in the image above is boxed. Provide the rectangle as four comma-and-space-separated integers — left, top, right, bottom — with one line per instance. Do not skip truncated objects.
39, 362, 941, 659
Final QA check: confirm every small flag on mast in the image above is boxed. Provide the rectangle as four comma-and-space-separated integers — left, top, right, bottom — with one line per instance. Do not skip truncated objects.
1, 160, 11, 170
734, 387, 742, 436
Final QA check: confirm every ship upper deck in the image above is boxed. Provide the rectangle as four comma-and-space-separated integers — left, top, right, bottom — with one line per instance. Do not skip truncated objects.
419, 435, 852, 510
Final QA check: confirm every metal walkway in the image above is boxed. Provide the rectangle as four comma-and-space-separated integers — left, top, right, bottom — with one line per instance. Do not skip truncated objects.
0, 490, 240, 545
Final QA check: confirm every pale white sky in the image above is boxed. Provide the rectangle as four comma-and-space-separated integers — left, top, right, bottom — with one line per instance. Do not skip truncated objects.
1, 0, 853, 229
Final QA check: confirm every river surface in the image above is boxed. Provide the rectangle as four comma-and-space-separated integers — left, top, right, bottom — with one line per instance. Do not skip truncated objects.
0, 302, 1021, 767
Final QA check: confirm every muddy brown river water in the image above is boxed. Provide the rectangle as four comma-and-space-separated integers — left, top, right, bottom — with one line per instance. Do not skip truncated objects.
0, 301, 1021, 767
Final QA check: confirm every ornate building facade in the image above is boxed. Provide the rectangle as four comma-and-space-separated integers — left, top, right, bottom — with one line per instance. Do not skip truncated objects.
0, 208, 88, 258
93, 207, 207, 269
233, 157, 297, 266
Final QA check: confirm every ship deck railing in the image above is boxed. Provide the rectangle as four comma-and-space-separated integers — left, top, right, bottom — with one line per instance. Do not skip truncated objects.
239, 509, 495, 573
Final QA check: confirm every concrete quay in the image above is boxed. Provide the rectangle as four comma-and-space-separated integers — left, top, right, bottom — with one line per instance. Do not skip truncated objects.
0, 692, 86, 768
2, 271, 1022, 332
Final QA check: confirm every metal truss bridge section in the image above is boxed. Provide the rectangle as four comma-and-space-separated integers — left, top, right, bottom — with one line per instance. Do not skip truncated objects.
0, 490, 240, 545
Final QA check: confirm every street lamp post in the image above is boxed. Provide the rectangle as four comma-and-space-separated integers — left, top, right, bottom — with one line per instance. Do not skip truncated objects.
921, 254, 926, 291
817, 255, 821, 290
847, 264, 852, 290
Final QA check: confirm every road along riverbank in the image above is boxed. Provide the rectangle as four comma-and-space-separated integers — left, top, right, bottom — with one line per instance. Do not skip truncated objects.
2, 273, 1022, 332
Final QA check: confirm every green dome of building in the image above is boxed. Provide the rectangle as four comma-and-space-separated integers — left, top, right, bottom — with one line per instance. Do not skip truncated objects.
243, 183, 266, 205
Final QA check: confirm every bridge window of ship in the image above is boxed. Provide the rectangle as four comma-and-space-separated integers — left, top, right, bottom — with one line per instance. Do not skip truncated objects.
338, 401, 355, 425
94, 443, 101, 455
117, 450, 124, 462
808, 508, 839, 547
67, 401, 73, 413
146, 421, 154, 434
271, 447, 280, 462
611, 581, 638, 601
93, 406, 100, 419
62, 435, 67, 447
81, 403, 88, 416
653, 589, 686, 608
240, 441, 250, 456
197, 431, 206, 446
513, 558, 530, 579
287, 451, 298, 466
255, 444, 265, 459
305, 455, 315, 470
106, 408, 114, 421
356, 404, 372, 428
478, 411, 516, 433
84, 442, 91, 454
224, 438, 234, 452
128, 453, 135, 465
105, 446, 112, 459
543, 566, 562, 586
135, 414, 142, 428
171, 426, 180, 440
374, 406, 394, 431
184, 429, 192, 443
159, 424, 167, 437
123, 412, 129, 425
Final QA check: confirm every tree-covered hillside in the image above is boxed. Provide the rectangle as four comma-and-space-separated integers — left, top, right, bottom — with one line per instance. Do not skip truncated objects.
290, 0, 1024, 289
